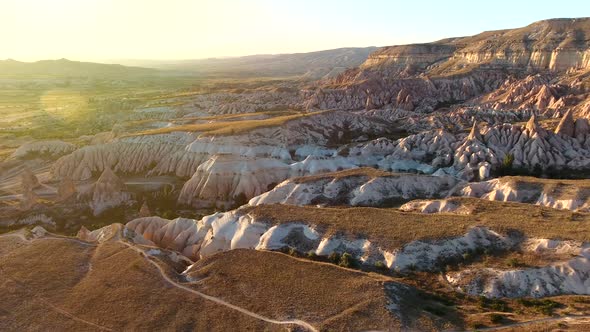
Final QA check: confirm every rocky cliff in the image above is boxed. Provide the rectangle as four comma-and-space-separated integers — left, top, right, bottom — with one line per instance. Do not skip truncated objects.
307, 18, 590, 113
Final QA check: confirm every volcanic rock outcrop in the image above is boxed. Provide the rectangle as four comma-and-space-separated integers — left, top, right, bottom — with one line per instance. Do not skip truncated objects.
453, 176, 590, 211
20, 167, 40, 191
177, 155, 291, 207
249, 168, 461, 207
447, 240, 590, 298
56, 176, 76, 202
87, 167, 131, 215
10, 140, 76, 159
307, 18, 590, 113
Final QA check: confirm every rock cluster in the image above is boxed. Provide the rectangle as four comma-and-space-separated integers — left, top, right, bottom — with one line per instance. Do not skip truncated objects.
87, 167, 131, 215
249, 169, 461, 207
10, 140, 76, 159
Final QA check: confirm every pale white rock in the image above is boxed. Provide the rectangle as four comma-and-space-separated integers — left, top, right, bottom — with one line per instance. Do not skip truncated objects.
78, 223, 124, 243
52, 133, 196, 180
389, 227, 515, 271
289, 155, 358, 177
87, 167, 131, 216
177, 154, 291, 207
125, 216, 203, 259
256, 223, 320, 251
400, 199, 471, 214
455, 176, 590, 212
10, 140, 75, 159
250, 171, 461, 207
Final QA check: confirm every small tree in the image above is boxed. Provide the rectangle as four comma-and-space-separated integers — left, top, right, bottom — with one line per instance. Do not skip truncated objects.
374, 261, 387, 271
328, 252, 341, 264
339, 253, 355, 268
233, 192, 248, 207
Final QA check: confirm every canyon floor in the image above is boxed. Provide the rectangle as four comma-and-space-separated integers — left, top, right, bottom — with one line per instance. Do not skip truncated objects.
4, 17, 590, 331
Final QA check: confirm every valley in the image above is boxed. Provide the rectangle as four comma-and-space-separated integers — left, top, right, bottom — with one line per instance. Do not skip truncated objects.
4, 17, 590, 331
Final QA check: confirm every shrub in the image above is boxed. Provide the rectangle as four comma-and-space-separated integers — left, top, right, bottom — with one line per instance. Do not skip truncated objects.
462, 251, 473, 261
489, 313, 503, 324
479, 296, 509, 312
339, 252, 354, 268
506, 257, 522, 268
161, 210, 175, 220
374, 261, 387, 271
306, 251, 318, 260
328, 252, 341, 264
517, 298, 560, 315
502, 154, 514, 169
288, 247, 298, 257
233, 192, 248, 207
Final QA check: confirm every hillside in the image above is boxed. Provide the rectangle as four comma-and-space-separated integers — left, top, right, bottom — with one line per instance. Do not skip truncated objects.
0, 58, 157, 78
118, 47, 378, 79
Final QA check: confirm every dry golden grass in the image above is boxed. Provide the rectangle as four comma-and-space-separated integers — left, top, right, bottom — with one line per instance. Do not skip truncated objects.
187, 249, 452, 331
242, 197, 590, 249
292, 167, 395, 184
127, 110, 325, 137
173, 109, 299, 123
495, 176, 590, 201
0, 238, 280, 331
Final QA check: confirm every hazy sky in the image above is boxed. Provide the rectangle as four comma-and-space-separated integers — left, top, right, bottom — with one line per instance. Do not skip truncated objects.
2, 0, 589, 62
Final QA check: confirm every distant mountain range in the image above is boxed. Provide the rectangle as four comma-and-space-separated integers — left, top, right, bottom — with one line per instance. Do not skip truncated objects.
0, 58, 156, 78
114, 47, 379, 79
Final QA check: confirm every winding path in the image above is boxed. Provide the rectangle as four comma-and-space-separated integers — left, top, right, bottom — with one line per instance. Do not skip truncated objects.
0, 231, 317, 332
119, 241, 318, 332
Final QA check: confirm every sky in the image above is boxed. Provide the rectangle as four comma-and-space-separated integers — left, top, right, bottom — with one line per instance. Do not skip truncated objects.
1, 0, 589, 62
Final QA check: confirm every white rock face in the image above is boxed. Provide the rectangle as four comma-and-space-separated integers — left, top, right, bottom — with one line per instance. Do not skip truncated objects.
177, 154, 291, 207
87, 167, 131, 216
119, 209, 511, 272
50, 110, 397, 181
10, 140, 76, 159
399, 199, 471, 214
447, 240, 590, 298
125, 217, 204, 259
348, 115, 590, 181
289, 155, 358, 177
455, 176, 590, 212
78, 223, 124, 243
80, 207, 590, 299
249, 171, 461, 207
391, 227, 515, 271
52, 133, 195, 180
3, 214, 56, 228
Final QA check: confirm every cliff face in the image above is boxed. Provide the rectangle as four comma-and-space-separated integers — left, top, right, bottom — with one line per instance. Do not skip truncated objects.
364, 18, 590, 76
360, 43, 457, 76
309, 18, 590, 112
451, 18, 590, 72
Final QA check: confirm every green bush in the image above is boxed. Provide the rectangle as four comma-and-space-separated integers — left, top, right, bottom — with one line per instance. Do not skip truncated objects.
479, 296, 509, 312
506, 257, 522, 268
374, 261, 387, 271
502, 154, 514, 169
288, 247, 298, 257
339, 253, 354, 268
462, 252, 473, 261
306, 250, 318, 260
328, 252, 341, 264
517, 298, 560, 315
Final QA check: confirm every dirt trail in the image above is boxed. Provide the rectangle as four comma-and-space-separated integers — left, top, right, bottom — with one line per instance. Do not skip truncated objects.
119, 241, 319, 332
0, 231, 318, 332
